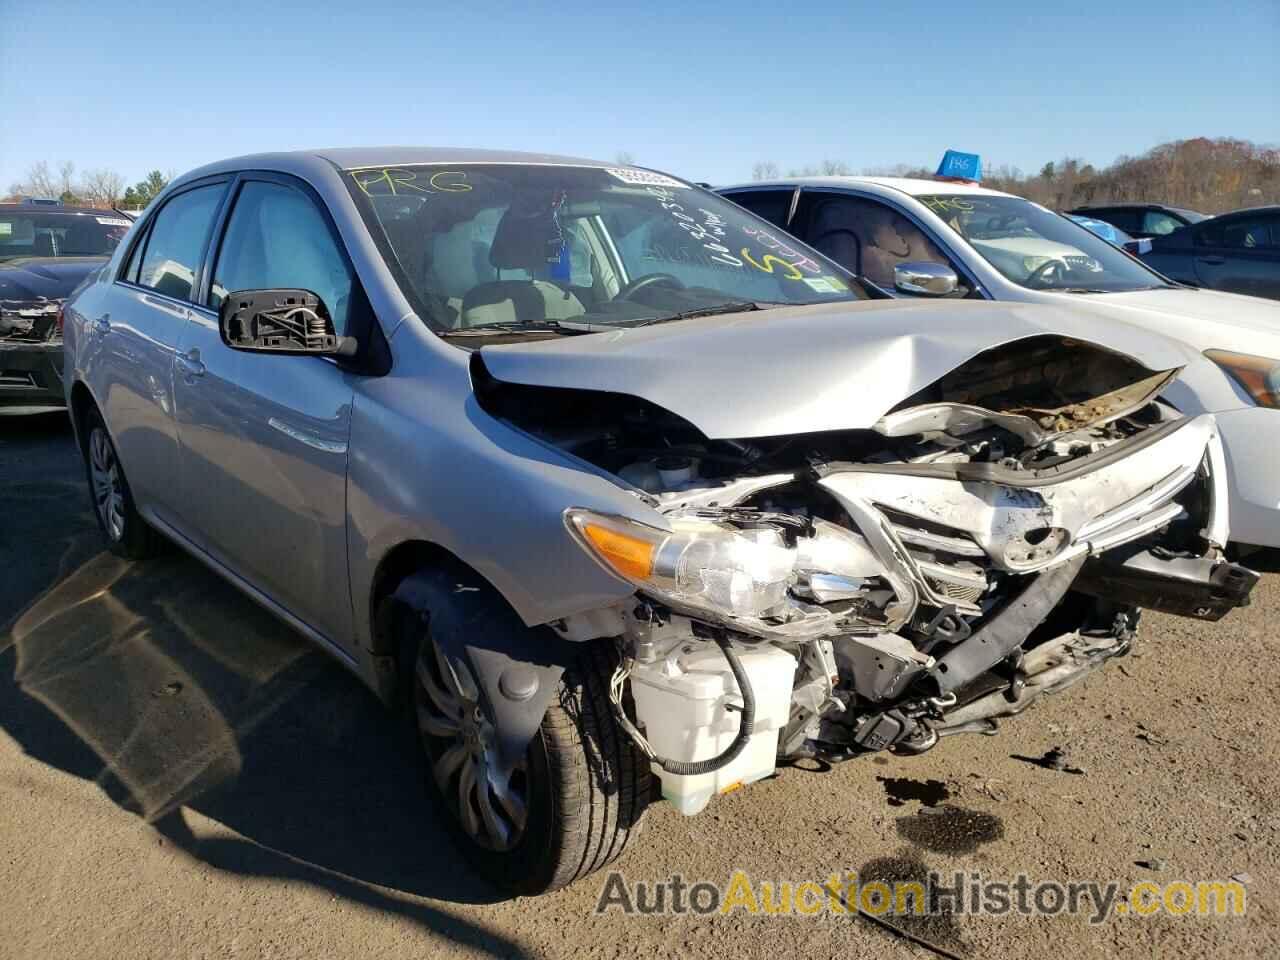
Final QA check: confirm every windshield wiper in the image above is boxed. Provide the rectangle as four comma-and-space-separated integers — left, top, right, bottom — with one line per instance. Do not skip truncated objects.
632, 301, 776, 328
1055, 287, 1111, 294
442, 319, 598, 337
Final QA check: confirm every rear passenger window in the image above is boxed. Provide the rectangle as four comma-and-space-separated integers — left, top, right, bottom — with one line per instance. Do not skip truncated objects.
119, 222, 150, 283
1092, 209, 1139, 233
1141, 211, 1183, 236
136, 184, 225, 301
724, 190, 793, 228
1221, 217, 1279, 250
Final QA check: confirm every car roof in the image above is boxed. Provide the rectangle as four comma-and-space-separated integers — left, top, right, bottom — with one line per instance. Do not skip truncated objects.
1211, 204, 1280, 220
720, 175, 1018, 200
182, 146, 618, 179
0, 202, 120, 216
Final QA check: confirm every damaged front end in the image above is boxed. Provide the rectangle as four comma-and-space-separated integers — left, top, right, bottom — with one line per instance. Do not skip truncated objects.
481, 335, 1258, 814
0, 297, 65, 409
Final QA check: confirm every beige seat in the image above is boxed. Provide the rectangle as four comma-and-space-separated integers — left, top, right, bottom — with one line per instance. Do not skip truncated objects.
461, 280, 583, 326
458, 201, 584, 327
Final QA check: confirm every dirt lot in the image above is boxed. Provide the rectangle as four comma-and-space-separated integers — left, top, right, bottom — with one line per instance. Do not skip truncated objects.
2, 412, 1277, 960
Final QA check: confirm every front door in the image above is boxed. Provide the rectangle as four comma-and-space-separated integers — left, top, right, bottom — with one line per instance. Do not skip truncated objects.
173, 175, 358, 648
1193, 214, 1280, 299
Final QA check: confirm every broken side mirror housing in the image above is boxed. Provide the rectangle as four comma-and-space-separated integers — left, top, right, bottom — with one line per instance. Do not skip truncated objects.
219, 289, 358, 357
894, 261, 959, 297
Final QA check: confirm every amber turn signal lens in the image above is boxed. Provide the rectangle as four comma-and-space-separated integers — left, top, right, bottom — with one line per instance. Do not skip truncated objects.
580, 522, 656, 580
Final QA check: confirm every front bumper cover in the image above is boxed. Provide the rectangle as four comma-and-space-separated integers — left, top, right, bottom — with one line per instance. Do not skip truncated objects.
0, 340, 65, 411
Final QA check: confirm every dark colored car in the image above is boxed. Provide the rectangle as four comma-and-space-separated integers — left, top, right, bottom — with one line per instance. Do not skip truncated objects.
1138, 206, 1280, 300
1067, 203, 1208, 239
0, 201, 129, 412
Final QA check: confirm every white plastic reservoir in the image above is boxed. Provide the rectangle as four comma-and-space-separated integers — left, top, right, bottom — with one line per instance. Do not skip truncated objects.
630, 641, 797, 815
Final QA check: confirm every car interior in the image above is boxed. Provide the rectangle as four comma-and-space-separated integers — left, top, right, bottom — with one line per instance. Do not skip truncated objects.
805, 196, 954, 290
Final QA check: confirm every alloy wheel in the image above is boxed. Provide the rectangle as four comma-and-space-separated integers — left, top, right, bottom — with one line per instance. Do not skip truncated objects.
88, 427, 126, 541
415, 638, 529, 851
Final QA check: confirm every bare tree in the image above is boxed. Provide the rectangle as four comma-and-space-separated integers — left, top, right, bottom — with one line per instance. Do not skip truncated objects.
614, 151, 636, 166
786, 159, 854, 177
751, 161, 780, 181
12, 161, 58, 198
57, 161, 77, 198
81, 168, 127, 208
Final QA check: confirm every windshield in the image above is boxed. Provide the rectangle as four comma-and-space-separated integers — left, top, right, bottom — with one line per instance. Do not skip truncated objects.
921, 195, 1166, 293
0, 210, 129, 261
349, 164, 865, 337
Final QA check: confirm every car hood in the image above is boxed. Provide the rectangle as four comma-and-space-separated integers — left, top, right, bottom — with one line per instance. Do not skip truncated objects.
477, 299, 1193, 439
0, 256, 106, 303
1077, 287, 1280, 340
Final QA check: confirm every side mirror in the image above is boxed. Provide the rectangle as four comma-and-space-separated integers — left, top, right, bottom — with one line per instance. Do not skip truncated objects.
219, 289, 358, 357
894, 261, 959, 297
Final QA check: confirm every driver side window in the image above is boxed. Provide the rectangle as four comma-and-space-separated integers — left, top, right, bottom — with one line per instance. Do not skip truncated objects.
210, 181, 355, 334
799, 194, 965, 294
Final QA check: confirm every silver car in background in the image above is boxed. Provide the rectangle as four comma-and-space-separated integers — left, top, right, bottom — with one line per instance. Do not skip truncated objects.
63, 149, 1256, 894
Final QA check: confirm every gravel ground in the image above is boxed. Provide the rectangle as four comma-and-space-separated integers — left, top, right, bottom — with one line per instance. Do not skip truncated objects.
2, 413, 1277, 960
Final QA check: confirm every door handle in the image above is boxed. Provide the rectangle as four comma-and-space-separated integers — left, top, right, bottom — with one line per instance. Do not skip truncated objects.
89, 315, 111, 334
177, 349, 206, 378
1196, 256, 1226, 266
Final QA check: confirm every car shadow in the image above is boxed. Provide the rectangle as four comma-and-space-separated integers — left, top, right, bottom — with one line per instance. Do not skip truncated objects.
0, 416, 532, 957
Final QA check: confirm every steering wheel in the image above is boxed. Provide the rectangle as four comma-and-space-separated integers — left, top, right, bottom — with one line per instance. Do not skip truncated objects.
616, 272, 684, 301
1025, 258, 1066, 289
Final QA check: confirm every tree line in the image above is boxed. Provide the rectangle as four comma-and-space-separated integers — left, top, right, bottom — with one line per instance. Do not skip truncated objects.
9, 137, 1277, 215
4, 162, 172, 210
752, 138, 1280, 214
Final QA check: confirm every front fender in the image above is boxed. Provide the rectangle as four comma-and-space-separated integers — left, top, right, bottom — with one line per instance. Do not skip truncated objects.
1213, 406, 1280, 548
388, 569, 583, 777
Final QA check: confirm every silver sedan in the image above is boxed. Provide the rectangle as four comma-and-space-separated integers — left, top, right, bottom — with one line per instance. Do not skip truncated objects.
63, 148, 1256, 893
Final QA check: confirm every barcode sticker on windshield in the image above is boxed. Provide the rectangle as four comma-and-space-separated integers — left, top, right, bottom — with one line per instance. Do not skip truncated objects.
96, 216, 131, 226
605, 168, 689, 189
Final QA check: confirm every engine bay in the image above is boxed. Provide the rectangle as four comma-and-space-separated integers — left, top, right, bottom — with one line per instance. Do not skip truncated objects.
476, 334, 1254, 813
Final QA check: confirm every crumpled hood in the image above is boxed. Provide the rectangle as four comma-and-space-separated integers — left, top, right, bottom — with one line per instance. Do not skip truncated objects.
478, 299, 1194, 439
0, 257, 105, 303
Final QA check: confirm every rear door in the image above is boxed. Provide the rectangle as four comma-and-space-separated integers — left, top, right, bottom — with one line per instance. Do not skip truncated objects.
173, 173, 359, 646
1192, 214, 1280, 299
93, 179, 228, 532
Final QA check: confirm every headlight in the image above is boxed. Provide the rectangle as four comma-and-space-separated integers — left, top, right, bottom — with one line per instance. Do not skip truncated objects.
1204, 349, 1280, 408
565, 510, 796, 618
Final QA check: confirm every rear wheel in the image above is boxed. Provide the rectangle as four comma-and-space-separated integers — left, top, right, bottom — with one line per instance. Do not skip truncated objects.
405, 578, 649, 895
81, 407, 163, 560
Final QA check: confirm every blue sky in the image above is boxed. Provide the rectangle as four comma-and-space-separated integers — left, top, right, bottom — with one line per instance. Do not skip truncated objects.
2, 0, 1276, 190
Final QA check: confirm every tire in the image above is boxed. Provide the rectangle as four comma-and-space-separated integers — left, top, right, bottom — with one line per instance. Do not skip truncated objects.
81, 406, 164, 560
403, 578, 649, 895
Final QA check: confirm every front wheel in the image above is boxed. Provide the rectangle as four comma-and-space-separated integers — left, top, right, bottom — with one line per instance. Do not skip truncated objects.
407, 583, 649, 895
